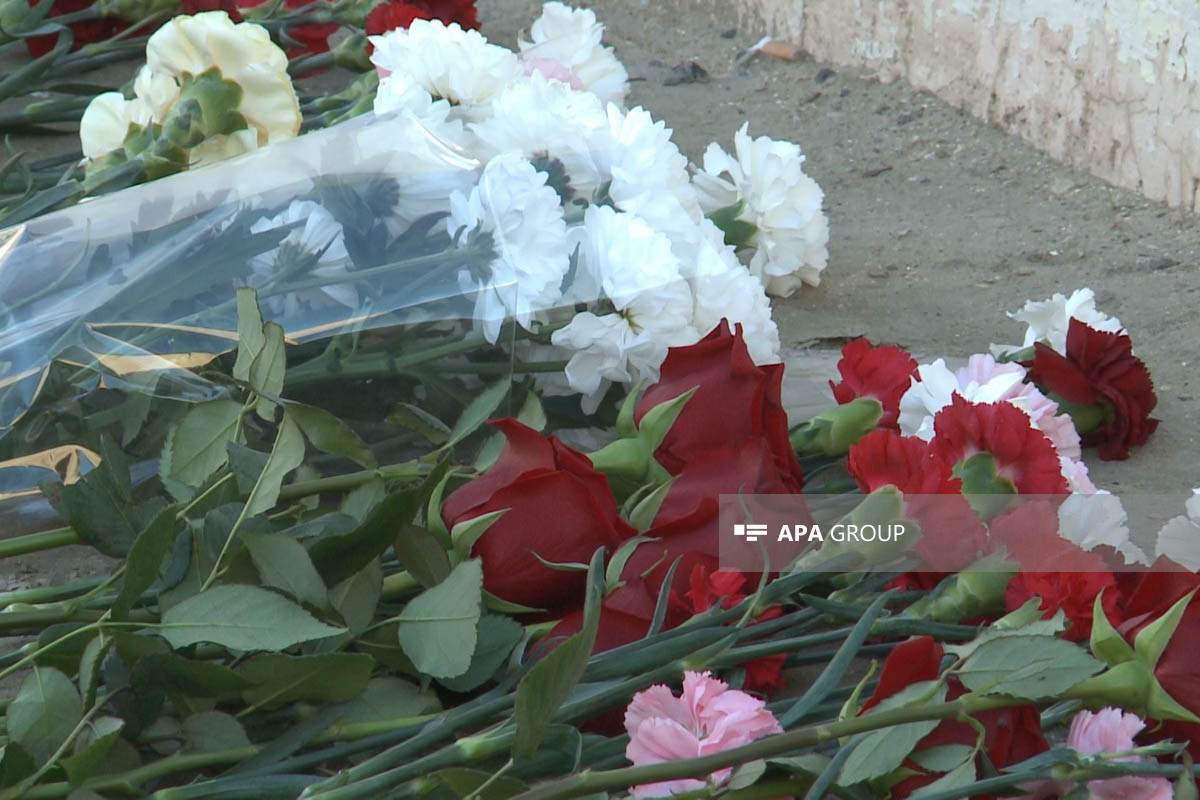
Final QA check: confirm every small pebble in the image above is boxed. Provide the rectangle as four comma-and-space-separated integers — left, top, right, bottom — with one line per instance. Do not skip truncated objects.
720, 27, 737, 39
814, 67, 836, 83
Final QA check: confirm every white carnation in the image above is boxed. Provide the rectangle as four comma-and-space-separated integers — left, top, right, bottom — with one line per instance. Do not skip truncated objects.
693, 122, 829, 297
79, 92, 155, 160
1156, 489, 1200, 571
1057, 493, 1149, 566
518, 2, 629, 106
247, 200, 356, 318
369, 19, 521, 107
446, 153, 569, 343
551, 206, 697, 404
993, 288, 1125, 357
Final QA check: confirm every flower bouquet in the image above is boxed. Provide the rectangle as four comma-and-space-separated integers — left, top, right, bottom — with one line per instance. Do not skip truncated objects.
1, 4, 1199, 800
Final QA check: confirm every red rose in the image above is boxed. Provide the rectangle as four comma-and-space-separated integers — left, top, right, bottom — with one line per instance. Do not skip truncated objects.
931, 396, 1069, 495
829, 338, 919, 431
1027, 318, 1158, 460
862, 636, 1048, 798
635, 320, 803, 487
848, 429, 988, 573
24, 0, 127, 58
442, 418, 634, 609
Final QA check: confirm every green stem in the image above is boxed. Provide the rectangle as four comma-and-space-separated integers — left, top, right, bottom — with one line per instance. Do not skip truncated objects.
285, 334, 488, 386
514, 695, 1021, 800
0, 576, 103, 608
0, 527, 81, 557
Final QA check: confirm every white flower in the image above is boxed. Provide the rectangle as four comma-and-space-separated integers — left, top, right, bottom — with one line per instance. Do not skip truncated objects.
551, 206, 697, 404
133, 65, 180, 120
1058, 492, 1149, 566
899, 354, 1081, 459
468, 74, 610, 198
518, 2, 629, 106
369, 19, 521, 107
446, 153, 569, 343
1059, 456, 1098, 494
692, 122, 829, 297
146, 11, 300, 148
246, 200, 357, 318
602, 104, 704, 238
79, 92, 155, 159
1156, 489, 1200, 571
684, 219, 780, 365
993, 288, 1125, 356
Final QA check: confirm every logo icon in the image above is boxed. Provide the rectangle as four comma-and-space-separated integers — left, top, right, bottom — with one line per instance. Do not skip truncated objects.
733, 523, 769, 543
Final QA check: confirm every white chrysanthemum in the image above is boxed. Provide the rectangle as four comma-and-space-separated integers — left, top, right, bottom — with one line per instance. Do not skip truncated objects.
79, 92, 156, 159
899, 355, 1081, 459
1058, 493, 1149, 566
246, 200, 356, 318
468, 74, 610, 198
369, 19, 521, 107
993, 288, 1125, 357
551, 206, 698, 404
692, 122, 829, 297
374, 79, 465, 142
146, 11, 300, 147
602, 105, 704, 238
518, 2, 629, 106
446, 153, 569, 343
1155, 489, 1200, 571
683, 219, 780, 365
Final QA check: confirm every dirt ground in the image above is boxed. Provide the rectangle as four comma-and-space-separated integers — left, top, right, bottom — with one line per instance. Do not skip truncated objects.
3, 0, 1199, 595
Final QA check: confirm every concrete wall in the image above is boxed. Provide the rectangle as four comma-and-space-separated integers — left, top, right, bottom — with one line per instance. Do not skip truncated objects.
737, 0, 1200, 212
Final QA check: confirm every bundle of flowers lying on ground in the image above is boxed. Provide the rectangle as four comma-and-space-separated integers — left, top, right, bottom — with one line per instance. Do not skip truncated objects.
0, 3, 1197, 799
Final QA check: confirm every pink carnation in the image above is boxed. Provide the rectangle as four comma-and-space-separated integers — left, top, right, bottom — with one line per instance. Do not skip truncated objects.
520, 57, 584, 89
1060, 709, 1171, 800
624, 671, 782, 798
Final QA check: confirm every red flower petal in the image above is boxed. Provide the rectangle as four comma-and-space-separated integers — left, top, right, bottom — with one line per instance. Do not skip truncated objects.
829, 337, 919, 430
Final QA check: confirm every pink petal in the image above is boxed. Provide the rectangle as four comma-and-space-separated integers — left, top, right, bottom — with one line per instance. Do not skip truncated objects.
626, 717, 701, 766
626, 685, 695, 737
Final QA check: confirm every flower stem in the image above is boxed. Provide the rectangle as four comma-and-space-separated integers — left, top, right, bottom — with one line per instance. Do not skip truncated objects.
0, 527, 81, 557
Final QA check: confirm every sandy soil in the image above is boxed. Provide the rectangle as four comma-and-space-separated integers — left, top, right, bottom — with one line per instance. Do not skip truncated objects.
2, 0, 1199, 595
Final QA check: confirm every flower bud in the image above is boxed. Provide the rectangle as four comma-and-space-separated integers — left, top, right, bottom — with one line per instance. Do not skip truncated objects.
331, 30, 370, 71
904, 551, 1016, 624
706, 199, 758, 249
94, 0, 179, 23
790, 396, 883, 456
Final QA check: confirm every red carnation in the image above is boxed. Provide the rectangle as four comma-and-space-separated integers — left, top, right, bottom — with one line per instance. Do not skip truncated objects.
829, 337, 919, 431
848, 429, 988, 573
931, 395, 1069, 495
635, 320, 803, 488
365, 1, 430, 36
1027, 317, 1158, 460
24, 0, 127, 58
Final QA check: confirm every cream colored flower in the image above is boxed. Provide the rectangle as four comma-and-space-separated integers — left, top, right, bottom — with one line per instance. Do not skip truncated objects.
79, 92, 155, 159
146, 11, 300, 147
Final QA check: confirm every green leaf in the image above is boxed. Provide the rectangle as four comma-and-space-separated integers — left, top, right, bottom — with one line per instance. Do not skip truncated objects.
512, 549, 604, 759
1134, 589, 1197, 668
284, 401, 376, 469
341, 479, 387, 523
180, 712, 250, 753
944, 608, 1068, 661
1089, 590, 1136, 667
438, 615, 525, 693
7, 666, 84, 765
227, 443, 270, 495
242, 414, 305, 519
0, 744, 36, 788
432, 768, 528, 800
707, 199, 757, 247
60, 716, 124, 786
517, 390, 546, 432
729, 759, 767, 790
233, 287, 266, 384
336, 677, 441, 729
396, 560, 483, 679
309, 457, 450, 585
393, 524, 451, 588
910, 744, 974, 773
388, 402, 450, 446
909, 758, 977, 798
626, 481, 674, 533
956, 636, 1103, 700
446, 378, 510, 447
450, 509, 508, 560
473, 433, 505, 472
114, 505, 180, 620
243, 532, 328, 610
838, 682, 947, 785
249, 322, 286, 420
161, 398, 244, 489
51, 435, 165, 557
129, 653, 250, 701
159, 585, 346, 651
78, 635, 111, 707
328, 559, 383, 634
604, 536, 656, 590
238, 653, 375, 710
